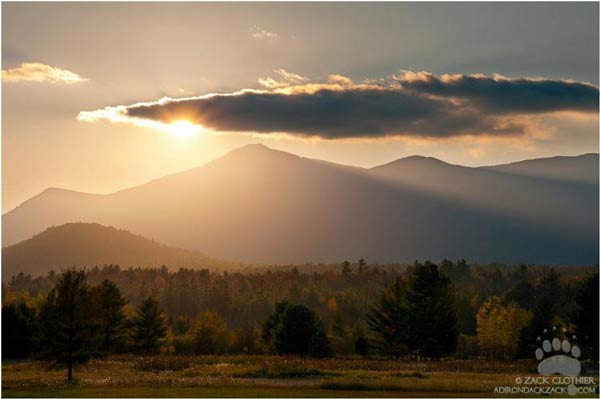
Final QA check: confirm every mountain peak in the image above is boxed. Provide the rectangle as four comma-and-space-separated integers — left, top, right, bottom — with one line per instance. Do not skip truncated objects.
398, 155, 447, 163
237, 143, 270, 151
219, 143, 301, 163
371, 155, 455, 172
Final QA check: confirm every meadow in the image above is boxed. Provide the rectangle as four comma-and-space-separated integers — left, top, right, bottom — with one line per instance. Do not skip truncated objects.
3, 355, 598, 398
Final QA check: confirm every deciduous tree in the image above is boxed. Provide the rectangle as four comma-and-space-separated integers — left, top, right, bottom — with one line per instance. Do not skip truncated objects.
477, 297, 531, 359
193, 310, 230, 354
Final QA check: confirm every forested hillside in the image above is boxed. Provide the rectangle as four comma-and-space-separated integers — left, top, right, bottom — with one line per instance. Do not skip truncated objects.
1, 223, 239, 278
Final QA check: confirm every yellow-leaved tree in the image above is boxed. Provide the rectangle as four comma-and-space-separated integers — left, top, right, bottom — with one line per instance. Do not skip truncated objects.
476, 296, 531, 359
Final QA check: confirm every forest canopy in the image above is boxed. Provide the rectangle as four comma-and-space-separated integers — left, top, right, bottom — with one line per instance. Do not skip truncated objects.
3, 260, 597, 370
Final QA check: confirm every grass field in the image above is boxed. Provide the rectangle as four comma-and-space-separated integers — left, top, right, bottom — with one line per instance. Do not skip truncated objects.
3, 355, 598, 397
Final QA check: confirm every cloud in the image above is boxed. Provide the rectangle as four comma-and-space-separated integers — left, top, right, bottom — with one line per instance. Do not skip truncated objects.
396, 71, 598, 114
250, 26, 279, 40
78, 72, 598, 140
259, 69, 308, 88
2, 62, 87, 84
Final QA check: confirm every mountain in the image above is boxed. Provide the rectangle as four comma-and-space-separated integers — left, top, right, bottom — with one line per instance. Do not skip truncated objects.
1, 222, 229, 278
3, 144, 598, 266
369, 154, 598, 235
481, 153, 599, 185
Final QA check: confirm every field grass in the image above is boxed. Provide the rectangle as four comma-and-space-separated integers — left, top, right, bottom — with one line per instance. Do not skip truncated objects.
3, 355, 598, 397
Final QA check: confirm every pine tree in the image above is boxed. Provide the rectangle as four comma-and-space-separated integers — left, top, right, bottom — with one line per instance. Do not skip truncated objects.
537, 269, 563, 316
505, 280, 535, 310
341, 261, 352, 278
366, 278, 410, 359
570, 273, 599, 360
354, 335, 368, 357
131, 297, 167, 354
2, 302, 36, 359
37, 269, 97, 382
516, 269, 563, 358
357, 258, 368, 274
307, 322, 333, 358
517, 294, 554, 358
407, 262, 459, 359
92, 280, 128, 354
262, 302, 331, 357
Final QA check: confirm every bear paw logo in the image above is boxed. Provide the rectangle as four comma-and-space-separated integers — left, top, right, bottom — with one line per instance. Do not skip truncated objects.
535, 327, 581, 377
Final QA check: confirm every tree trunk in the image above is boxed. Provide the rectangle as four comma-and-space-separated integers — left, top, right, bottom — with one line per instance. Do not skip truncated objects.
67, 361, 73, 383
67, 315, 73, 383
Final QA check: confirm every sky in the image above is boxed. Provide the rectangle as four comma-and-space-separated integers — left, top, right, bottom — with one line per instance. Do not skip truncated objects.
2, 2, 599, 213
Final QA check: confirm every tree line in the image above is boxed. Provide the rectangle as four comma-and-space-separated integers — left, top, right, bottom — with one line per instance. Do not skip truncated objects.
3, 260, 598, 382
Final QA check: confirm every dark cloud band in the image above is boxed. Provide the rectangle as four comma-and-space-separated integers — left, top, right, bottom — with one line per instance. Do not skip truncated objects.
80, 72, 599, 139
125, 88, 520, 138
398, 72, 599, 114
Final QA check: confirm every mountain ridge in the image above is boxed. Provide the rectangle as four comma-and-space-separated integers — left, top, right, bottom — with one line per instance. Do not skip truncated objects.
4, 147, 596, 215
3, 144, 597, 265
1, 222, 234, 278
480, 153, 599, 185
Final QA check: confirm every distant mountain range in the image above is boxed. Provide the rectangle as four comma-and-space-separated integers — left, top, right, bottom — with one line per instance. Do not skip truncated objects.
1, 223, 234, 278
482, 153, 599, 185
3, 144, 598, 271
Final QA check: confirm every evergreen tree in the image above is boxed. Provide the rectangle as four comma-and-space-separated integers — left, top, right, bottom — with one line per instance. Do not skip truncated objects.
455, 291, 478, 335
354, 335, 368, 357
517, 295, 554, 358
516, 269, 564, 358
537, 269, 564, 316
207, 278, 232, 320
262, 301, 289, 346
341, 261, 352, 278
570, 273, 599, 360
504, 265, 534, 308
357, 258, 368, 274
366, 278, 410, 359
36, 270, 97, 382
537, 269, 561, 298
262, 302, 331, 357
407, 262, 459, 359
504, 280, 535, 310
489, 269, 507, 295
131, 297, 167, 354
440, 259, 471, 283
91, 280, 128, 354
2, 302, 36, 359
307, 324, 333, 358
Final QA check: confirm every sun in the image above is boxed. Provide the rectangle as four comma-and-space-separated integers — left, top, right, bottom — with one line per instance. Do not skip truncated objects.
164, 120, 201, 138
